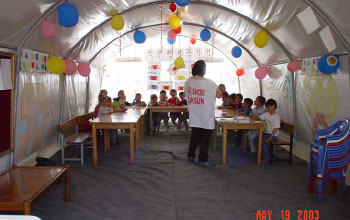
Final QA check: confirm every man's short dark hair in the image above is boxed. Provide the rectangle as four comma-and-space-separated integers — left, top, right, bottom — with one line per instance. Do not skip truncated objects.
236, 93, 243, 101
256, 96, 266, 106
244, 98, 253, 107
222, 92, 229, 97
265, 98, 277, 109
192, 60, 206, 76
160, 90, 166, 94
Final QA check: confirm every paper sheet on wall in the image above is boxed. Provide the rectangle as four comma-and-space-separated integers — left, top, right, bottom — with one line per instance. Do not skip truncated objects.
319, 26, 337, 53
296, 6, 320, 35
0, 59, 12, 90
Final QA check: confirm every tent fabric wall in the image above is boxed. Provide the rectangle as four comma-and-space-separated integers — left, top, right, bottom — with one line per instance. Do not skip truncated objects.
239, 68, 260, 101
295, 55, 350, 145
63, 74, 88, 121
14, 71, 61, 164
88, 66, 103, 112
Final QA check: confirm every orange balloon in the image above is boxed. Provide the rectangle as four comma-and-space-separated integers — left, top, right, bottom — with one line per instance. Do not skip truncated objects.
174, 26, 182, 34
190, 37, 196, 44
236, 69, 244, 76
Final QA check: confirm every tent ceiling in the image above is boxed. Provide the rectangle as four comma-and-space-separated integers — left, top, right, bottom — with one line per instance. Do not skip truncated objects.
0, 0, 348, 68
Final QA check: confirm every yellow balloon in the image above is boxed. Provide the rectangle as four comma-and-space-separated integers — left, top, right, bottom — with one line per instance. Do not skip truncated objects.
111, 15, 124, 30
174, 57, 184, 68
254, 30, 269, 48
48, 56, 65, 74
169, 16, 180, 29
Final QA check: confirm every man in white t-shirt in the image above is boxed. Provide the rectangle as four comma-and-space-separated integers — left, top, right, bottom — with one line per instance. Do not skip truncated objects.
184, 60, 222, 166
252, 99, 281, 162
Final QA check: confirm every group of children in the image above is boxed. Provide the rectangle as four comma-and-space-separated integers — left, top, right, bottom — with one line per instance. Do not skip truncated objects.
95, 85, 281, 163
146, 89, 189, 132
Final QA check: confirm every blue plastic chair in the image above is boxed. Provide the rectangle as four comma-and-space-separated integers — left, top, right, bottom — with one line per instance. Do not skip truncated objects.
308, 119, 350, 202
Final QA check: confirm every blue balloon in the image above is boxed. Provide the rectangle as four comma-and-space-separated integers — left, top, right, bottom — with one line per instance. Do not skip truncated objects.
200, 28, 211, 41
57, 3, 79, 27
231, 46, 242, 58
133, 30, 146, 44
167, 37, 176, 44
174, 0, 191, 7
317, 54, 339, 74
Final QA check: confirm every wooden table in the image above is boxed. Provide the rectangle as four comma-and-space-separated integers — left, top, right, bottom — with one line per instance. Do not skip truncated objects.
90, 113, 141, 165
126, 106, 147, 140
0, 165, 70, 215
213, 109, 264, 165
148, 106, 188, 135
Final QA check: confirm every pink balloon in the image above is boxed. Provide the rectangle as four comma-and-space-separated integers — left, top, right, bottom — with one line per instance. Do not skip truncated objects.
255, 66, 269, 79
78, 62, 91, 77
64, 59, 77, 75
168, 29, 177, 40
287, 60, 301, 72
40, 18, 58, 38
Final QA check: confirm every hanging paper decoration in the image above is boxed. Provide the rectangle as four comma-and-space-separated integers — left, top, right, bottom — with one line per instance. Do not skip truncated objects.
133, 30, 146, 44
254, 30, 268, 48
110, 15, 124, 30
231, 46, 242, 58
39, 18, 58, 38
169, 2, 177, 12
255, 66, 269, 79
175, 0, 191, 7
158, 81, 173, 90
317, 54, 339, 74
168, 29, 177, 39
48, 56, 65, 74
57, 3, 79, 27
287, 60, 301, 72
174, 26, 182, 34
175, 57, 184, 68
167, 37, 176, 45
200, 28, 211, 41
78, 62, 91, 77
236, 69, 244, 76
21, 49, 48, 72
169, 15, 180, 29
64, 59, 77, 75
190, 37, 196, 44
147, 62, 160, 90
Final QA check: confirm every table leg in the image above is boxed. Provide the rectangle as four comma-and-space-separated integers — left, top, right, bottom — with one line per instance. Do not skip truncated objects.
141, 115, 145, 140
136, 120, 140, 151
104, 129, 110, 152
257, 126, 263, 164
130, 124, 135, 165
212, 125, 217, 151
23, 201, 31, 215
150, 109, 153, 136
65, 165, 71, 202
223, 126, 227, 165
92, 124, 98, 165
242, 130, 248, 151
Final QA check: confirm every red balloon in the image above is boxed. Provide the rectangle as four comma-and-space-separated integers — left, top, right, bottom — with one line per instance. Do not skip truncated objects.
40, 18, 58, 38
168, 29, 177, 40
236, 69, 244, 76
174, 26, 182, 34
169, 2, 177, 12
287, 60, 301, 72
190, 38, 196, 44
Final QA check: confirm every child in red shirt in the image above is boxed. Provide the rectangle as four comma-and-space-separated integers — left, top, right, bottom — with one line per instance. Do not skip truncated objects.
168, 89, 181, 129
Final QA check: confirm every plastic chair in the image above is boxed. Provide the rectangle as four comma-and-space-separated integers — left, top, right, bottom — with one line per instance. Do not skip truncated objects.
308, 118, 350, 202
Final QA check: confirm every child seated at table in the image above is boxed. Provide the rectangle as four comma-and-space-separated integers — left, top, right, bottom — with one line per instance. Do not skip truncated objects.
98, 96, 113, 116
168, 89, 182, 129
179, 91, 189, 130
146, 94, 159, 132
112, 90, 130, 109
234, 93, 243, 110
252, 99, 280, 162
248, 96, 266, 153
158, 90, 169, 131
107, 96, 127, 113
228, 93, 236, 109
217, 92, 231, 109
132, 93, 147, 106
237, 98, 253, 116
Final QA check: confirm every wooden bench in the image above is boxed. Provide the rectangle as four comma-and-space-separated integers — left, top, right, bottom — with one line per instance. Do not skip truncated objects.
0, 165, 70, 215
269, 121, 295, 165
59, 112, 94, 165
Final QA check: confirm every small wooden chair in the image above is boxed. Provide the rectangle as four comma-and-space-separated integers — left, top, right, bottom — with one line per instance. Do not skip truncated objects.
269, 121, 295, 165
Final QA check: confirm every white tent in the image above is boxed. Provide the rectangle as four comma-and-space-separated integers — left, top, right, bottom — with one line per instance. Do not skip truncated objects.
0, 0, 349, 182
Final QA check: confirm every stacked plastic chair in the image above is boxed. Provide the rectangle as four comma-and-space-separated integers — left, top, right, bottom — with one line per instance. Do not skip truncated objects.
308, 118, 350, 202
